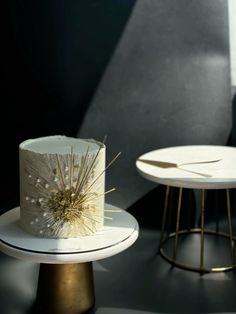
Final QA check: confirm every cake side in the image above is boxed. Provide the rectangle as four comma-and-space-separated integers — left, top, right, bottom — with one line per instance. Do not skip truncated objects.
19, 136, 105, 238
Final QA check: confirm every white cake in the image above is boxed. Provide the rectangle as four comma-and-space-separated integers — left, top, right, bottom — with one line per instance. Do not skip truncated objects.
19, 136, 106, 238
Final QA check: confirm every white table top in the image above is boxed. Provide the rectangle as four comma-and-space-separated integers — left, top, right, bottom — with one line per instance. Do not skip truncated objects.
0, 204, 139, 264
136, 145, 236, 189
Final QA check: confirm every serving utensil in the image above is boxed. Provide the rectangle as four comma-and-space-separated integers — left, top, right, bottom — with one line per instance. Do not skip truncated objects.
137, 158, 221, 177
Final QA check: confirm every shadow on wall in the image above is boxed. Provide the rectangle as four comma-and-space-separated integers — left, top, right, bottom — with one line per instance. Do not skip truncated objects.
1, 0, 136, 212
230, 93, 236, 146
78, 0, 231, 213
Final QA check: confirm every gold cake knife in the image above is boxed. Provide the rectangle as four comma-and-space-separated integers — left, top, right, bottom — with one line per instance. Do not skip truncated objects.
137, 159, 221, 177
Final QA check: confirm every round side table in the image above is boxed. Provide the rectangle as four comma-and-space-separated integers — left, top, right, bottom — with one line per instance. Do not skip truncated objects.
136, 145, 236, 273
0, 204, 139, 314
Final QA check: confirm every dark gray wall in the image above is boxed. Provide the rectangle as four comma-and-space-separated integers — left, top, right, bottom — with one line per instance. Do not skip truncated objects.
1, 0, 136, 212
79, 0, 231, 209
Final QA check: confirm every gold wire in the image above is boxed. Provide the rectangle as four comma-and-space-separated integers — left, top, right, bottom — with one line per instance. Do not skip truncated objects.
56, 154, 66, 191
74, 146, 90, 193
173, 187, 182, 261
160, 185, 170, 246
82, 152, 121, 196
200, 189, 205, 270
75, 144, 102, 198
226, 189, 234, 264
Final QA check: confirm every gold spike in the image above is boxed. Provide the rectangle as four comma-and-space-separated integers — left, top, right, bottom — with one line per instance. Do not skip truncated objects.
83, 152, 121, 195
74, 144, 103, 199
56, 154, 66, 191
74, 146, 90, 193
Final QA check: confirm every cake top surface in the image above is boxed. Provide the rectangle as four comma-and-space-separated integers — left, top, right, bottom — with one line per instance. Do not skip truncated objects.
20, 136, 103, 155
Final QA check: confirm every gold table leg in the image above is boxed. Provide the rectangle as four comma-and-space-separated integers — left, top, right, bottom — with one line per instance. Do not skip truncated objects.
173, 187, 183, 261
226, 189, 235, 265
160, 185, 170, 246
200, 189, 206, 270
34, 262, 95, 314
159, 186, 236, 273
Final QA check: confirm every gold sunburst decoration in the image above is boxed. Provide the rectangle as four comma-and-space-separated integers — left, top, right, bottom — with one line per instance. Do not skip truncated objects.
23, 143, 121, 238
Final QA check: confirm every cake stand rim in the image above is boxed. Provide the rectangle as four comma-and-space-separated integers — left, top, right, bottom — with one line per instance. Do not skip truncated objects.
0, 204, 139, 264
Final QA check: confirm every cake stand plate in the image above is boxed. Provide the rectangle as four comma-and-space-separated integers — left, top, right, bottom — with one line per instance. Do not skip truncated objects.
0, 204, 138, 264
0, 204, 139, 314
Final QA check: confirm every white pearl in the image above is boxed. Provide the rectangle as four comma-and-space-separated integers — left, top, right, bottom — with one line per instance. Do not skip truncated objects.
47, 224, 51, 228
30, 221, 34, 225
64, 166, 69, 172
28, 174, 32, 179
54, 176, 59, 182
31, 199, 35, 203
43, 212, 47, 217
36, 178, 41, 183
45, 183, 49, 189
25, 196, 29, 201
35, 218, 39, 222
38, 198, 43, 203
39, 230, 43, 234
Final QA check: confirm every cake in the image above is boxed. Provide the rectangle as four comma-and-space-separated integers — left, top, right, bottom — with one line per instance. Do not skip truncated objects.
19, 136, 106, 238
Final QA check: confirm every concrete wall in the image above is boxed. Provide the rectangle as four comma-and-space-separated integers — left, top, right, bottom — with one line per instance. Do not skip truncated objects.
229, 0, 236, 86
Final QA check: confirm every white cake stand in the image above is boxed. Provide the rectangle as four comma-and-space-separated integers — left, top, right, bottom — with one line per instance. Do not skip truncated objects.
0, 204, 139, 314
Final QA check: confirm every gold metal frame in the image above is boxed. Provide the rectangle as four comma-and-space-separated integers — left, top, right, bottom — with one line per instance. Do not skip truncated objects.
159, 186, 236, 273
34, 262, 95, 314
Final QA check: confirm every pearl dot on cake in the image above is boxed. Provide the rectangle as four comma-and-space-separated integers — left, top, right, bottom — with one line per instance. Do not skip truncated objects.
35, 218, 39, 222
25, 196, 29, 201
64, 166, 69, 172
45, 183, 49, 189
31, 198, 35, 204
54, 176, 59, 182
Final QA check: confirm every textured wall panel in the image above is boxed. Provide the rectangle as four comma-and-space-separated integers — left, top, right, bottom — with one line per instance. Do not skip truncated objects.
79, 0, 231, 208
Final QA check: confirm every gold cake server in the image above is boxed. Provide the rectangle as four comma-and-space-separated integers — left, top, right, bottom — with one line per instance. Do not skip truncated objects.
137, 158, 221, 177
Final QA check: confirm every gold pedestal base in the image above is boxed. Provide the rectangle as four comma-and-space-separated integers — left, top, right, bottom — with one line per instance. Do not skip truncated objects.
34, 262, 95, 314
